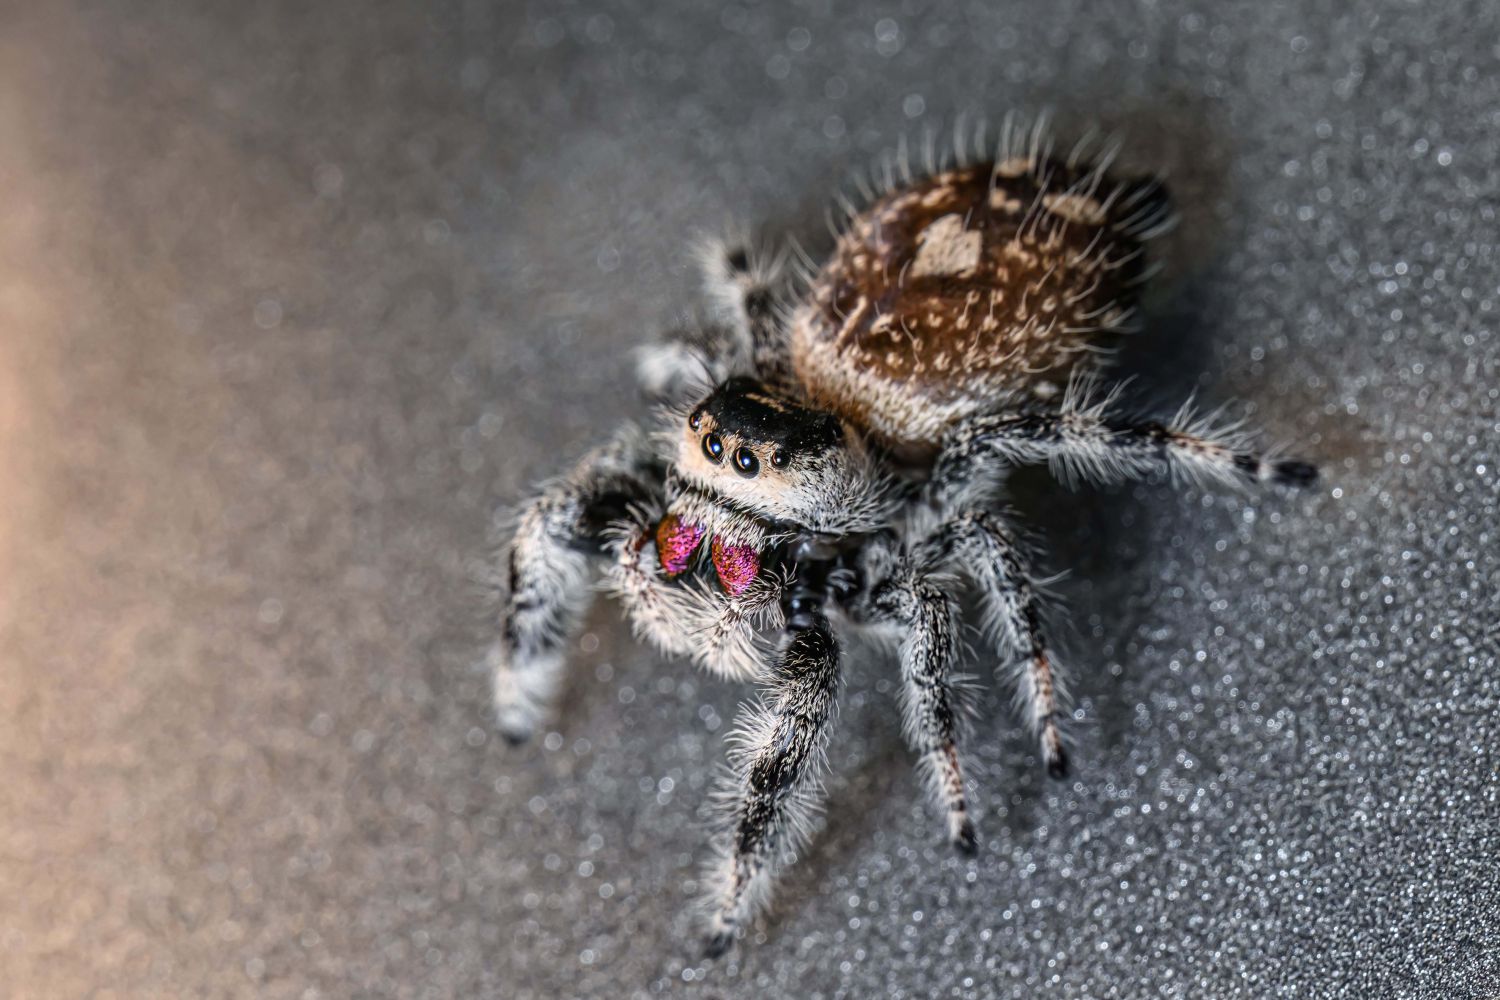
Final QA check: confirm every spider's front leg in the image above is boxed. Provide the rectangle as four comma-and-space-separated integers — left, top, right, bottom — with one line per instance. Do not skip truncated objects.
703, 568, 842, 956
696, 233, 793, 383
485, 428, 660, 743
635, 234, 794, 402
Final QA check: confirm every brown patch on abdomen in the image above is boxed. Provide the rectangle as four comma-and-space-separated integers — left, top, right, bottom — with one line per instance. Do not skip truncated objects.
791, 160, 1154, 451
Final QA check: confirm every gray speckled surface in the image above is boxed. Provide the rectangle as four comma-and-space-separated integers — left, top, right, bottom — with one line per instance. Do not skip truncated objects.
1, 1, 1497, 997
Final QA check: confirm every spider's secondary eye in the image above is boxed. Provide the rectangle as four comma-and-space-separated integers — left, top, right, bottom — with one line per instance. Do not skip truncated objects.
701, 433, 724, 463
770, 449, 789, 468
688, 411, 703, 430
733, 447, 760, 478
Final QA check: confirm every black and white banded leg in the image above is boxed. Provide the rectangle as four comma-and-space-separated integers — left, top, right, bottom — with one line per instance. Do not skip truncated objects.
695, 234, 793, 385
704, 604, 841, 956
487, 429, 659, 743
634, 237, 793, 404
863, 553, 977, 852
633, 318, 747, 405
917, 511, 1070, 779
934, 383, 1318, 505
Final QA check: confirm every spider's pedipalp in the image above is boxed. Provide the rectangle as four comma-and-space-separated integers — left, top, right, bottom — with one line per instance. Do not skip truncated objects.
603, 491, 786, 682
678, 569, 787, 682
601, 499, 698, 661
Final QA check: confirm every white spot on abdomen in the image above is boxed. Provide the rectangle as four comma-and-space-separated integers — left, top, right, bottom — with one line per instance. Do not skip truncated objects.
993, 157, 1033, 178
911, 213, 982, 278
988, 189, 1023, 212
1043, 192, 1106, 224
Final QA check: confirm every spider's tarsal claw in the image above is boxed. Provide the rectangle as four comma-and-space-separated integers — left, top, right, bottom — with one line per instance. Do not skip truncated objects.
494, 703, 539, 745
1272, 459, 1319, 487
704, 929, 735, 959
1047, 747, 1071, 780
952, 818, 978, 855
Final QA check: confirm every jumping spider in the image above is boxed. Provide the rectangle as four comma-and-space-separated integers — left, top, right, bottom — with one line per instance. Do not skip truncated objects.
486, 121, 1317, 956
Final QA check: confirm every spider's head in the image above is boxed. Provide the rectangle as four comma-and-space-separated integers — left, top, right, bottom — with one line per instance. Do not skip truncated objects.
676, 376, 855, 526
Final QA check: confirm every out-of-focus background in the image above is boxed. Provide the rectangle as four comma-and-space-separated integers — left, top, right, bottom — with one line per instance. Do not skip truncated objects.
1, 2, 1496, 997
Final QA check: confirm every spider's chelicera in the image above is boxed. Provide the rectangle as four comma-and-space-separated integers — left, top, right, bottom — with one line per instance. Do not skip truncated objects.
486, 121, 1317, 956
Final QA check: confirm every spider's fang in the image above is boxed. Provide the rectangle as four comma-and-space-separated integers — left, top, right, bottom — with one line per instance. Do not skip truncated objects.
1047, 746, 1071, 780
655, 514, 705, 577
711, 539, 761, 596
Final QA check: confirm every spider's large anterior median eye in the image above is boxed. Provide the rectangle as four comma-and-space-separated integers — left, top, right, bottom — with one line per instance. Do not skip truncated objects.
733, 447, 760, 477
701, 433, 724, 463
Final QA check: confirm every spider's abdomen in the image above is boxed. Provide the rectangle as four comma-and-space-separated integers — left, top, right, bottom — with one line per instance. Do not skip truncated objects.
790, 158, 1169, 453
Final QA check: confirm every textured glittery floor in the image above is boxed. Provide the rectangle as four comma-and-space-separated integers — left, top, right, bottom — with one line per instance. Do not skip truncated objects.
1, 2, 1496, 997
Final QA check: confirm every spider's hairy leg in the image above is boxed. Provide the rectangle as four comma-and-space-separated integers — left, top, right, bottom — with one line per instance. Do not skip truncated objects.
703, 605, 841, 957
860, 549, 977, 852
634, 229, 795, 404
916, 511, 1070, 779
634, 320, 744, 405
486, 428, 660, 743
694, 231, 793, 382
933, 381, 1319, 504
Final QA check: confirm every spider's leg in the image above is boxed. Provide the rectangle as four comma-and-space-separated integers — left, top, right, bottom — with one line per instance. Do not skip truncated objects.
933, 384, 1318, 506
916, 511, 1070, 779
633, 228, 793, 403
704, 585, 841, 957
633, 319, 743, 404
859, 552, 977, 852
486, 428, 660, 743
695, 233, 793, 383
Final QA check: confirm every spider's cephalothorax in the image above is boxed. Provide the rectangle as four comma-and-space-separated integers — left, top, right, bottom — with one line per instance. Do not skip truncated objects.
485, 124, 1318, 957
